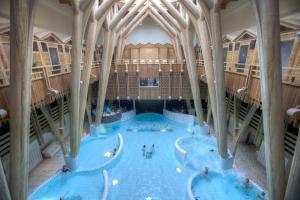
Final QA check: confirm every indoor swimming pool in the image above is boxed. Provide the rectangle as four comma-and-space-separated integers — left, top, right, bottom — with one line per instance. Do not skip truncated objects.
29, 113, 267, 200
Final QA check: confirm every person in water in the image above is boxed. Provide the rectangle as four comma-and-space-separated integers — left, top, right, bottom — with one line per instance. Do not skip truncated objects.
151, 144, 155, 154
62, 165, 70, 173
244, 177, 250, 189
204, 167, 209, 175
112, 148, 118, 156
142, 145, 146, 157
257, 191, 266, 199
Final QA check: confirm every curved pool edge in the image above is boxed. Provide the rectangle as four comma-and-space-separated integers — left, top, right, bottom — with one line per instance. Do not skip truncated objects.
102, 170, 109, 200
187, 171, 201, 200
187, 170, 268, 200
78, 133, 124, 172
28, 134, 124, 199
174, 136, 189, 163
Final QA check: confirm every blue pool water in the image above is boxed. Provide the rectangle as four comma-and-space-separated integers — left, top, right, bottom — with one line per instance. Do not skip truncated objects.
29, 113, 267, 200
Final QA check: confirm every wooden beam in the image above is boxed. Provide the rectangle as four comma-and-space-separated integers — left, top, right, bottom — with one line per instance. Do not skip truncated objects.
0, 158, 11, 200
233, 95, 241, 136
58, 97, 65, 129
9, 0, 36, 199
285, 124, 300, 200
181, 0, 200, 19
40, 106, 67, 156
180, 31, 204, 124
109, 0, 135, 29
95, 30, 116, 123
95, 0, 117, 20
231, 105, 257, 156
160, 0, 187, 29
149, 6, 178, 36
251, 0, 286, 199
86, 86, 93, 124
31, 110, 45, 145
114, 0, 147, 32
121, 5, 149, 37
149, 0, 182, 32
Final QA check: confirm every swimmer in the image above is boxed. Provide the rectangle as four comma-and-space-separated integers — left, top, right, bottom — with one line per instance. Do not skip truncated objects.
142, 145, 146, 157
59, 197, 64, 200
151, 144, 155, 154
204, 167, 209, 175
62, 165, 70, 173
258, 191, 266, 199
209, 149, 214, 152
244, 177, 250, 188
112, 148, 118, 156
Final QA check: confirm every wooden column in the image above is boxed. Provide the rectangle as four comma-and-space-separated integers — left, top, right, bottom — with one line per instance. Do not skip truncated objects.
190, 15, 218, 133
70, 2, 83, 164
210, 2, 227, 159
0, 158, 11, 200
251, 0, 286, 199
285, 125, 300, 200
180, 31, 204, 124
9, 0, 36, 199
79, 9, 103, 135
95, 30, 116, 123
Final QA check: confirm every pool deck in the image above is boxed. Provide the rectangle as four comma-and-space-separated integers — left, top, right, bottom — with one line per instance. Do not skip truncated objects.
28, 132, 267, 196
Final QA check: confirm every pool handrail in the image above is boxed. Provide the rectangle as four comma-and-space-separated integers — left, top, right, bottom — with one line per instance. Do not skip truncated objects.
102, 170, 109, 200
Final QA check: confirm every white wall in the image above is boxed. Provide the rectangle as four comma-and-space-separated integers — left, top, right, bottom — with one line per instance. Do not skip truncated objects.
127, 17, 172, 44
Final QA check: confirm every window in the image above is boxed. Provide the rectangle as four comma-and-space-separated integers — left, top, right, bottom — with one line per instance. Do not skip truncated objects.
65, 46, 69, 53
57, 45, 63, 53
139, 78, 159, 87
228, 43, 233, 51
49, 47, 61, 74
33, 42, 39, 51
234, 43, 240, 51
281, 40, 294, 79
249, 40, 256, 50
236, 45, 249, 73
41, 42, 48, 52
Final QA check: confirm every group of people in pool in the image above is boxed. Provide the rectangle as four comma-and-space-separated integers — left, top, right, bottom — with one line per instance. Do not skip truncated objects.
198, 167, 266, 199
142, 144, 155, 159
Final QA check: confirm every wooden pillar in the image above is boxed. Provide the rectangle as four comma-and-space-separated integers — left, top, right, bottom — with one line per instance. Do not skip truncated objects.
251, 0, 286, 199
95, 30, 116, 123
9, 0, 36, 199
285, 125, 300, 200
163, 99, 167, 110
186, 99, 192, 114
180, 31, 204, 125
231, 105, 257, 156
70, 2, 83, 163
79, 11, 99, 135
191, 15, 218, 133
210, 3, 227, 159
0, 158, 11, 200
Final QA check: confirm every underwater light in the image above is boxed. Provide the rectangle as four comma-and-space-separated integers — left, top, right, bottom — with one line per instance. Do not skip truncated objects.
176, 167, 182, 173
145, 197, 152, 200
104, 152, 112, 157
112, 179, 119, 186
160, 128, 167, 132
187, 128, 193, 132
